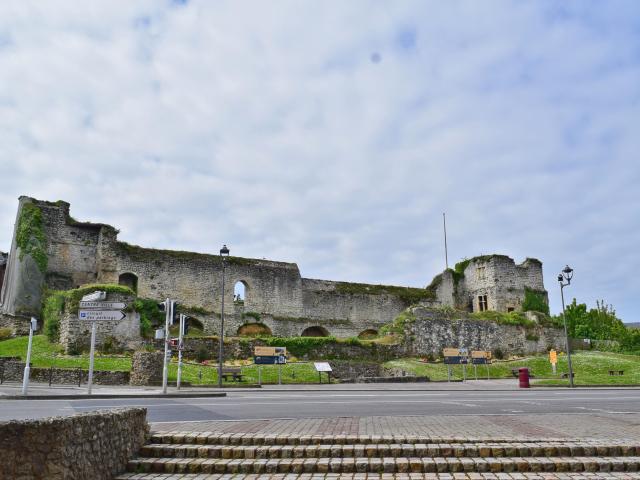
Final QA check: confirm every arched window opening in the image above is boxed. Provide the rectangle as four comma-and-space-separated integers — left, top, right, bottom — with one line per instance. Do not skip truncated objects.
358, 329, 378, 340
237, 323, 272, 337
301, 326, 329, 337
118, 272, 138, 293
234, 280, 248, 305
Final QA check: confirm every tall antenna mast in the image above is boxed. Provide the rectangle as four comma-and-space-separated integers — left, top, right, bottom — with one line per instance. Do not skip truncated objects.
443, 212, 449, 270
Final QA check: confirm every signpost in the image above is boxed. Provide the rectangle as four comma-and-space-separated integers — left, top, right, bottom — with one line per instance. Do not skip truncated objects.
254, 347, 287, 385
314, 362, 332, 384
176, 314, 186, 390
77, 293, 128, 395
471, 351, 492, 380
549, 349, 558, 375
21, 318, 37, 396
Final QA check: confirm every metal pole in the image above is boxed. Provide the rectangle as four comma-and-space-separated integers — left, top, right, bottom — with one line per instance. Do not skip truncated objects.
447, 365, 451, 382
21, 319, 35, 396
258, 366, 262, 386
218, 259, 226, 388
162, 299, 171, 394
177, 314, 185, 390
87, 321, 97, 395
486, 364, 490, 380
278, 363, 282, 385
474, 364, 478, 381
560, 285, 574, 388
443, 212, 449, 270
462, 363, 466, 382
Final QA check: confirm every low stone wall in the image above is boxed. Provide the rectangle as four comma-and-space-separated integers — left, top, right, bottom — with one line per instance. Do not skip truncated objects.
151, 337, 400, 362
0, 408, 148, 480
130, 350, 163, 386
328, 360, 382, 379
0, 360, 130, 385
0, 313, 30, 335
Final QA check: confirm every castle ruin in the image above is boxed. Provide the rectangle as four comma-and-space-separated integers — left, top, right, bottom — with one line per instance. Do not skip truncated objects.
0, 197, 549, 340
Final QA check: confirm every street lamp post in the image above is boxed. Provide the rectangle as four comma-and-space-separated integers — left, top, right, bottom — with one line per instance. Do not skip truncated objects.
218, 244, 230, 388
558, 265, 574, 388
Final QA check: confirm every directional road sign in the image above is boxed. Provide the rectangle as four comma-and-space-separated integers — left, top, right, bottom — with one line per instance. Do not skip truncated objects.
79, 301, 127, 310
79, 310, 126, 321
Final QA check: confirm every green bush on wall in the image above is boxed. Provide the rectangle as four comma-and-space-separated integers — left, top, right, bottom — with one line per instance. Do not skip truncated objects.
522, 287, 550, 315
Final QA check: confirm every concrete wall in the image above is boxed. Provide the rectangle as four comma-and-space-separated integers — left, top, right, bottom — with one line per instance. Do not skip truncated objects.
0, 408, 147, 480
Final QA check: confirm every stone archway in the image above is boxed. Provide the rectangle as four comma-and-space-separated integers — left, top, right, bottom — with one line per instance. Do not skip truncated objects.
358, 329, 378, 339
301, 326, 330, 337
118, 272, 138, 293
237, 323, 272, 337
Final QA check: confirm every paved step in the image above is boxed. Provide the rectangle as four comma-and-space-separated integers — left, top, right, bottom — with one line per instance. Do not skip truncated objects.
151, 432, 638, 448
139, 442, 640, 460
125, 455, 640, 474
114, 474, 640, 479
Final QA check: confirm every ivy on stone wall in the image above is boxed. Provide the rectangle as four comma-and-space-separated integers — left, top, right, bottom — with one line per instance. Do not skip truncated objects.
522, 287, 550, 315
41, 284, 136, 342
16, 203, 48, 272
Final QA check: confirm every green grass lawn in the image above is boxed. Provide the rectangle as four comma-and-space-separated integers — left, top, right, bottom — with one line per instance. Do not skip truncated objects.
384, 351, 640, 385
3, 336, 639, 386
0, 335, 321, 385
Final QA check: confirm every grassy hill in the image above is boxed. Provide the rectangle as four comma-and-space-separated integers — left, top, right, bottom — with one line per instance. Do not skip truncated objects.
2, 335, 639, 385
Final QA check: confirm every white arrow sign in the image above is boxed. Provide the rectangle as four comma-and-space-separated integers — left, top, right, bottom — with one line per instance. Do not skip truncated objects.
79, 310, 126, 321
79, 301, 127, 310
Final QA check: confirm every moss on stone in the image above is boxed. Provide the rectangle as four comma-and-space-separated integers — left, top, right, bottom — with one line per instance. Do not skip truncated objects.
522, 287, 550, 315
16, 202, 48, 272
115, 241, 256, 266
334, 281, 434, 304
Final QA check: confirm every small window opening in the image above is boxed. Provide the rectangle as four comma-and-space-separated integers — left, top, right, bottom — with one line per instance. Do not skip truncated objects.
478, 295, 488, 312
476, 266, 486, 281
234, 281, 246, 305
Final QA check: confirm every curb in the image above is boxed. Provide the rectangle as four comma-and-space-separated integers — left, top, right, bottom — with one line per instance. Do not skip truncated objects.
0, 392, 228, 400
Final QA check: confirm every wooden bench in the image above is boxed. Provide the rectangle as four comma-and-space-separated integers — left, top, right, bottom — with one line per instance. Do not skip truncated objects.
221, 367, 244, 382
608, 370, 624, 376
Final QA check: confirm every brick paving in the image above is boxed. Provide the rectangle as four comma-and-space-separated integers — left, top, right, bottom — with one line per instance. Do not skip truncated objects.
116, 472, 640, 478
151, 413, 640, 441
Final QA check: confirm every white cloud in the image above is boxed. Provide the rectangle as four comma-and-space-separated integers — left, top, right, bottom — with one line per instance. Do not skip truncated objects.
1, 0, 639, 320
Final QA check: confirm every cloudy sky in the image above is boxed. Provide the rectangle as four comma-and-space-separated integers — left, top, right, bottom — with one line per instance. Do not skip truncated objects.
1, 1, 639, 321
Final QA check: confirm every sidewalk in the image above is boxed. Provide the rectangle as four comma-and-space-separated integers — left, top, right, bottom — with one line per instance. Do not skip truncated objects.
2, 379, 639, 398
151, 411, 640, 442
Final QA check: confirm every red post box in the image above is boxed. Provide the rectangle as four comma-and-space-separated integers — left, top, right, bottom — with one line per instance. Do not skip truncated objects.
518, 367, 530, 388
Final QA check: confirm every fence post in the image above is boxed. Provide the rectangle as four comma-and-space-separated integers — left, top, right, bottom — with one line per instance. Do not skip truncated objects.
0, 364, 4, 384
49, 366, 53, 387
78, 368, 82, 387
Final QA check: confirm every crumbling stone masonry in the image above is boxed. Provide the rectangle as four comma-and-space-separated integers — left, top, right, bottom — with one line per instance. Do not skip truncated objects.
0, 408, 147, 480
0, 197, 550, 341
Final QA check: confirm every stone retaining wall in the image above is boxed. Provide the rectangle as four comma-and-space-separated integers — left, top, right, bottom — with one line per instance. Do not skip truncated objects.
0, 408, 148, 480
0, 359, 129, 385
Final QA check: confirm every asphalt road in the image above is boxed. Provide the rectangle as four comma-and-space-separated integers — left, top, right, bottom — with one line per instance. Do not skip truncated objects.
2, 388, 639, 423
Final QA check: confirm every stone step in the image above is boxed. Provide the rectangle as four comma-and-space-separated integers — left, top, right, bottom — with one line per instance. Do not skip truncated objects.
139, 442, 640, 460
125, 455, 640, 475
115, 474, 640, 480
151, 432, 637, 448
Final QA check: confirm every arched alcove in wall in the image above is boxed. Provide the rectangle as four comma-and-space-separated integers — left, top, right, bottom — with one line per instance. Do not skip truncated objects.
237, 323, 272, 337
358, 329, 378, 339
118, 272, 138, 293
301, 326, 330, 337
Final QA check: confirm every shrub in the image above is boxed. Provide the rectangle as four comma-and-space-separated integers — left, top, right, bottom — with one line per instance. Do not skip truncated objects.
42, 292, 65, 342
525, 333, 540, 342
0, 327, 13, 340
194, 347, 211, 363
493, 348, 504, 360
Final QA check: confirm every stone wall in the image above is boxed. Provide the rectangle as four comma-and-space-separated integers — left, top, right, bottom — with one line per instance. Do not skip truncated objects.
433, 255, 547, 313
327, 360, 382, 379
0, 250, 7, 295
403, 307, 565, 357
130, 350, 163, 386
59, 290, 140, 353
0, 408, 147, 480
0, 359, 129, 385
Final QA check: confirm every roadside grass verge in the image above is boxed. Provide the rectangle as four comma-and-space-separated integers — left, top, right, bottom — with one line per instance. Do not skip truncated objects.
384, 351, 640, 385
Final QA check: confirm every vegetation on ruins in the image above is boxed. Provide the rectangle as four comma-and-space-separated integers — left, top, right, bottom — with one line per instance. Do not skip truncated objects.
334, 281, 435, 304
522, 287, 550, 315
42, 284, 136, 341
16, 202, 48, 272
